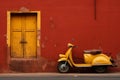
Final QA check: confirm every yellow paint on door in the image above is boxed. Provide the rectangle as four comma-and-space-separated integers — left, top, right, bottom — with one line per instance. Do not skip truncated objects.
11, 14, 23, 58
25, 14, 37, 58
10, 13, 37, 58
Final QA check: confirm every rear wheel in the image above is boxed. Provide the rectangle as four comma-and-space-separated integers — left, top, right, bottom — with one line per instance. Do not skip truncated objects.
57, 61, 70, 73
93, 66, 107, 73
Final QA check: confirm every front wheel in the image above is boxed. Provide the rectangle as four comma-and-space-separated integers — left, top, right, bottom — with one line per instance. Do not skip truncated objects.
93, 66, 107, 73
57, 61, 70, 73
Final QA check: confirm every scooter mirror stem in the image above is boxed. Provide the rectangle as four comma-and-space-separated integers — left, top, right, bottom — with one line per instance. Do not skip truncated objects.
68, 43, 74, 47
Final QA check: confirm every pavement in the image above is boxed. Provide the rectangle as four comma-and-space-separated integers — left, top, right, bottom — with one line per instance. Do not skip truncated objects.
0, 72, 120, 77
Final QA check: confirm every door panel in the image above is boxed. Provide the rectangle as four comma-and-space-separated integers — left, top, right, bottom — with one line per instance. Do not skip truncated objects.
11, 14, 22, 31
11, 14, 23, 58
25, 14, 37, 58
25, 14, 37, 31
11, 32, 23, 58
25, 32, 36, 58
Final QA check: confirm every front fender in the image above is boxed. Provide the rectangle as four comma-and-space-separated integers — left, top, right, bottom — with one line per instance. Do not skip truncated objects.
92, 56, 112, 66
58, 58, 73, 67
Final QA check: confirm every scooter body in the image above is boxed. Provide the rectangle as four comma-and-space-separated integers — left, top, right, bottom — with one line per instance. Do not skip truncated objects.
57, 43, 116, 73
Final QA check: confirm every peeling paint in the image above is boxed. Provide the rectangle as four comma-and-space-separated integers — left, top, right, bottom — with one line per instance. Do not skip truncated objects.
8, 56, 57, 72
54, 44, 57, 47
41, 43, 45, 48
42, 63, 47, 71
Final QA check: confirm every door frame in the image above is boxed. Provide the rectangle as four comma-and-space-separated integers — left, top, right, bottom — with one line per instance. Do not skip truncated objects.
7, 11, 41, 60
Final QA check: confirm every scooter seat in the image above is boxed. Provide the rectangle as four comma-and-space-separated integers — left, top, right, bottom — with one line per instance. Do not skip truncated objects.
84, 49, 102, 54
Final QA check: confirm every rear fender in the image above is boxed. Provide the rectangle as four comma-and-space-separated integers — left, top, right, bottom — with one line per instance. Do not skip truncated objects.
92, 56, 112, 66
58, 58, 73, 67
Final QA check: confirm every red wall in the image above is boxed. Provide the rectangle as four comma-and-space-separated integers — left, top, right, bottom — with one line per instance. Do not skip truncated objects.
0, 0, 120, 72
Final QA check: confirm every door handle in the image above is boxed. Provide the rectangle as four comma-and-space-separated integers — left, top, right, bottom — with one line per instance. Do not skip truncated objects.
20, 40, 27, 44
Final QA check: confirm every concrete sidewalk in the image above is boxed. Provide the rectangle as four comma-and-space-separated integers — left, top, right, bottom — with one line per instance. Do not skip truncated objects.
0, 72, 120, 77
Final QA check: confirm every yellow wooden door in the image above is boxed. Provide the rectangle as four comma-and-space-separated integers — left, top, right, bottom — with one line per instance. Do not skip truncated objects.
11, 13, 37, 58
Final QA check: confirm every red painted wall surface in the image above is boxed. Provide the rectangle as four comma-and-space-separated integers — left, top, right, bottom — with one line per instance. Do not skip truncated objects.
0, 0, 120, 72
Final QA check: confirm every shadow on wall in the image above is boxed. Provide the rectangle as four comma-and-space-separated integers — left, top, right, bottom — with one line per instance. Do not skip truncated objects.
116, 53, 120, 67
109, 53, 120, 72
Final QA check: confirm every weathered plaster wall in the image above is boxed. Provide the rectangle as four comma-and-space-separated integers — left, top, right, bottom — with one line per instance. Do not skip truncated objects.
0, 0, 120, 72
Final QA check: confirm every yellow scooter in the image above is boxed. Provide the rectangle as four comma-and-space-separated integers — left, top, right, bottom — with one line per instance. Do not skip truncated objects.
57, 43, 116, 73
